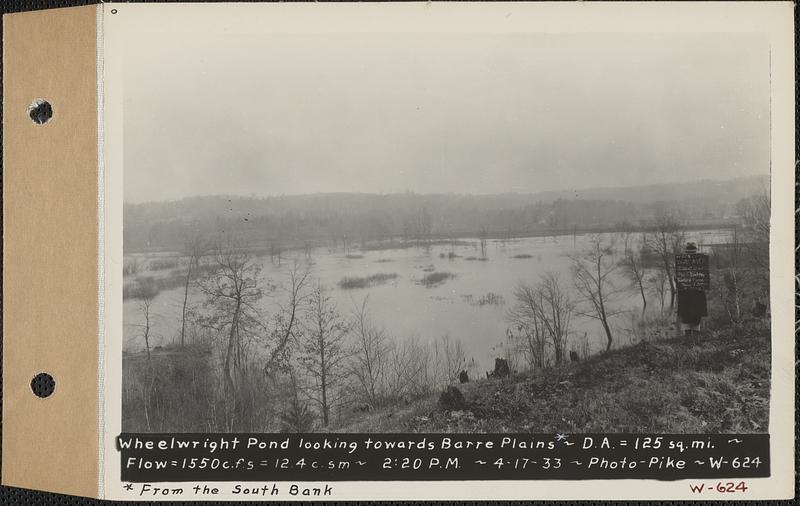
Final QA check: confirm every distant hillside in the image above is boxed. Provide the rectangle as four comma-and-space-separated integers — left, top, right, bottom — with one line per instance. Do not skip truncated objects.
526, 175, 768, 204
123, 175, 767, 253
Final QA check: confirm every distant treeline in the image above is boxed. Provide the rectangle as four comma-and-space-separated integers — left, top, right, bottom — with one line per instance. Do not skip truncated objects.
123, 176, 767, 253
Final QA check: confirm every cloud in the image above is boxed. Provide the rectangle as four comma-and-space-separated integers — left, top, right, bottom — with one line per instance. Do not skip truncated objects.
123, 32, 769, 202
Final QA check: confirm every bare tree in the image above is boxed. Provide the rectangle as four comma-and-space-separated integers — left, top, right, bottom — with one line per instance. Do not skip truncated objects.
270, 239, 283, 265
386, 336, 431, 399
737, 188, 770, 269
264, 262, 311, 377
278, 346, 315, 433
712, 227, 748, 326
198, 242, 265, 428
571, 236, 625, 351
136, 295, 157, 430
415, 207, 433, 246
649, 269, 668, 312
507, 281, 548, 370
646, 211, 686, 310
400, 218, 409, 243
506, 272, 573, 367
737, 188, 771, 317
537, 272, 574, 364
620, 231, 648, 318
506, 315, 548, 371
349, 296, 392, 406
139, 296, 154, 361
436, 334, 467, 383
478, 225, 489, 258
297, 282, 352, 426
180, 234, 206, 348
738, 188, 770, 243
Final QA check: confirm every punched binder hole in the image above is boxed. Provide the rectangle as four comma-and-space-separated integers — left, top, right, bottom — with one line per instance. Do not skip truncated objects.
27, 99, 53, 125
31, 372, 55, 398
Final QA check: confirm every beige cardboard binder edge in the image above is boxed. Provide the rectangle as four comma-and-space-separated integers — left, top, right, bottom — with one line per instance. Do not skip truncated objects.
3, 5, 101, 498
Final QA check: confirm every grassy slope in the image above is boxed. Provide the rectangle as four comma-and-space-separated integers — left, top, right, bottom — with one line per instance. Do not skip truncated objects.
123, 345, 219, 432
333, 320, 771, 434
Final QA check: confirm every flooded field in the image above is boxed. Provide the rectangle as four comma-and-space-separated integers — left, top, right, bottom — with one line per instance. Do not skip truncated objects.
122, 230, 730, 371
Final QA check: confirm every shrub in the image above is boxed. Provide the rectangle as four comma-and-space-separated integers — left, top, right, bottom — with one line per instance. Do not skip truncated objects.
280, 397, 316, 433
121, 345, 218, 432
439, 386, 466, 411
149, 257, 180, 271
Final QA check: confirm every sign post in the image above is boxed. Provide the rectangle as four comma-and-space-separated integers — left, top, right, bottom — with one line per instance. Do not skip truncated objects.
675, 253, 710, 291
675, 249, 710, 336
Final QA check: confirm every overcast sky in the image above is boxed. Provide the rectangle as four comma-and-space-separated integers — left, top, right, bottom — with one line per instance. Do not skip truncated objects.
123, 31, 769, 203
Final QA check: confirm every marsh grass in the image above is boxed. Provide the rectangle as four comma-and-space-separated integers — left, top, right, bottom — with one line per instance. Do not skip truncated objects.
418, 271, 457, 287
124, 258, 143, 276
123, 274, 180, 300
122, 263, 218, 300
149, 257, 181, 271
462, 292, 504, 307
338, 273, 399, 289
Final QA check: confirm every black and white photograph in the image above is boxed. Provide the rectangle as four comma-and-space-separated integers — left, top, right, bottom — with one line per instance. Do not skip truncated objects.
119, 24, 773, 437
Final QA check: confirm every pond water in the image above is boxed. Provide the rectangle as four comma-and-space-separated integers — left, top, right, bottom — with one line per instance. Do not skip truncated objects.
122, 230, 730, 372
